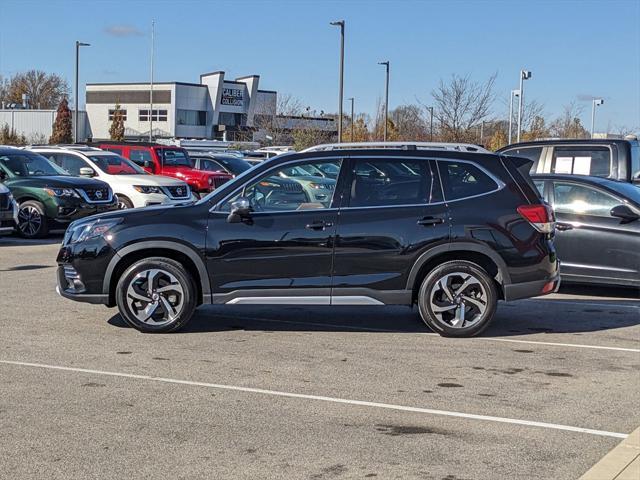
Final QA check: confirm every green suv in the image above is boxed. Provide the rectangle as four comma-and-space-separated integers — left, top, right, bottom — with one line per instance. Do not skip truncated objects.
0, 147, 118, 238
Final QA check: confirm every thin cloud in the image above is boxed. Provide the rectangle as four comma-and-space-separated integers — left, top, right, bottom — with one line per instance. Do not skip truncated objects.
104, 25, 144, 37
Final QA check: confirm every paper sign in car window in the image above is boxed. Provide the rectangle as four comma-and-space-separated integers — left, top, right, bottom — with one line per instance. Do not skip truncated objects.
573, 156, 592, 175
555, 156, 573, 174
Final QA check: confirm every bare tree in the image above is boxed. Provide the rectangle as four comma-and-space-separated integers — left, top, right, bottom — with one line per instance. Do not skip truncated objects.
7, 70, 70, 109
431, 73, 497, 142
390, 104, 429, 141
0, 75, 10, 106
549, 102, 589, 139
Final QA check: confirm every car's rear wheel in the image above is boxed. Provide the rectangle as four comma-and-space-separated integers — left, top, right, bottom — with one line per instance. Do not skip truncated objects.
115, 257, 197, 333
418, 260, 498, 337
17, 200, 49, 238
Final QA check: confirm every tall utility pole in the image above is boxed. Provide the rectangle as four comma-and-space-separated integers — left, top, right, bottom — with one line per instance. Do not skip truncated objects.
591, 98, 604, 138
149, 20, 155, 142
348, 97, 354, 141
378, 61, 389, 141
74, 41, 90, 143
517, 69, 531, 143
508, 89, 519, 145
330, 20, 345, 143
427, 106, 434, 141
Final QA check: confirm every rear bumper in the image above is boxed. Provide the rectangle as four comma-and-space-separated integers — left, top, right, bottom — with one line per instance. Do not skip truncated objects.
503, 273, 561, 301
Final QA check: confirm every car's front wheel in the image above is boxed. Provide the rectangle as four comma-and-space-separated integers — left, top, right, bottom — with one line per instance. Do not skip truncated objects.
115, 257, 197, 333
17, 200, 49, 238
418, 260, 498, 337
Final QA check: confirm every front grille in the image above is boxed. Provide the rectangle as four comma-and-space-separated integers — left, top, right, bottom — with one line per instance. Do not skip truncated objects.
165, 185, 190, 199
80, 187, 111, 203
213, 176, 231, 189
322, 183, 336, 191
281, 182, 304, 193
0, 192, 10, 211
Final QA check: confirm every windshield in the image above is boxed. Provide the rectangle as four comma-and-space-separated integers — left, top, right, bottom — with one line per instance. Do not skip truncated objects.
88, 154, 146, 175
216, 156, 252, 174
161, 149, 191, 167
0, 152, 69, 177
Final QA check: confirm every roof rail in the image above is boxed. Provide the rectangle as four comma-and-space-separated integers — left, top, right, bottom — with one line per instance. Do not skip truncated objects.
26, 144, 103, 151
301, 141, 489, 153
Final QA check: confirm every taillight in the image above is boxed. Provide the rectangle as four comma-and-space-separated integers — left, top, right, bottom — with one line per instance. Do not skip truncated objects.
517, 204, 555, 233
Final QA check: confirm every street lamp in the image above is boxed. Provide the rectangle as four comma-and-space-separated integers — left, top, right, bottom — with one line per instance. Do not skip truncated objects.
517, 69, 531, 143
74, 41, 90, 143
330, 20, 345, 143
426, 106, 434, 141
149, 20, 155, 142
508, 89, 520, 144
591, 98, 604, 138
347, 97, 354, 141
378, 61, 390, 141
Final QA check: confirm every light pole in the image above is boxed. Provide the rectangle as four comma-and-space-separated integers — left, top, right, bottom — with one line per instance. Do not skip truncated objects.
426, 106, 434, 141
378, 61, 389, 141
508, 89, 520, 144
347, 97, 354, 141
74, 41, 90, 143
149, 20, 155, 142
330, 20, 345, 143
517, 69, 531, 142
591, 98, 604, 138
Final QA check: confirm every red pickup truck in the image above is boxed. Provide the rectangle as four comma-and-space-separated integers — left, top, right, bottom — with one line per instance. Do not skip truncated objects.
96, 142, 232, 195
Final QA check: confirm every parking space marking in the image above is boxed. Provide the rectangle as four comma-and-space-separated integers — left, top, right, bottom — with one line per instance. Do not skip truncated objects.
0, 359, 629, 439
523, 299, 640, 310
223, 316, 640, 353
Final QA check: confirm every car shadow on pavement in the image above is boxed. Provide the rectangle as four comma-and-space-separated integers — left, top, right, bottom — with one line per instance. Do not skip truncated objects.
0, 232, 64, 247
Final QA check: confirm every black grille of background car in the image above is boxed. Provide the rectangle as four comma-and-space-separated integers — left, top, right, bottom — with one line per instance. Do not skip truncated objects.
81, 187, 111, 202
280, 182, 304, 193
166, 186, 190, 198
213, 177, 231, 189
322, 183, 336, 191
0, 193, 10, 210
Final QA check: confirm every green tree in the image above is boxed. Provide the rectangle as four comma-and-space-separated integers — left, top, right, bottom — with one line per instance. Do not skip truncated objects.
109, 102, 125, 141
49, 97, 73, 144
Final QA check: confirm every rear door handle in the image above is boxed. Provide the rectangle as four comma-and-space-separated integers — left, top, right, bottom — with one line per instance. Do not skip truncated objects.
417, 216, 446, 226
556, 222, 574, 231
305, 220, 334, 231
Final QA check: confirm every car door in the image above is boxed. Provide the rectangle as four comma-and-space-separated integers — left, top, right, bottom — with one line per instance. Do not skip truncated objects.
550, 180, 640, 284
330, 156, 450, 301
204, 157, 343, 303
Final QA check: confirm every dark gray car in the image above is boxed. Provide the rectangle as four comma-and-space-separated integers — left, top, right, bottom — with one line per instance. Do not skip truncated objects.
533, 174, 640, 287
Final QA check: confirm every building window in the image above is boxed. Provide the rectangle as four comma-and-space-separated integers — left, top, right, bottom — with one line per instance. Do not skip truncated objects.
108, 109, 127, 121
177, 109, 207, 126
139, 109, 168, 122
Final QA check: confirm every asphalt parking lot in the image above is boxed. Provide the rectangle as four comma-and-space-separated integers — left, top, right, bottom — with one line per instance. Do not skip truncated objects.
1, 235, 638, 480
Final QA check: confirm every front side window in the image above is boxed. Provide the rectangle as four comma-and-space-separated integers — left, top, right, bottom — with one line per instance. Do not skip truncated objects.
160, 149, 191, 167
551, 146, 611, 177
221, 160, 341, 212
349, 158, 435, 207
129, 149, 152, 166
0, 153, 68, 177
552, 182, 620, 217
438, 161, 498, 201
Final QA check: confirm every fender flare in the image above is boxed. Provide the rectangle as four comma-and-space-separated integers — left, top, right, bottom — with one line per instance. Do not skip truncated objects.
405, 241, 511, 290
102, 240, 211, 298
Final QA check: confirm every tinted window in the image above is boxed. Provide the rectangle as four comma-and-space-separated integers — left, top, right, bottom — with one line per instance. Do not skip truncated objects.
129, 149, 152, 166
350, 159, 436, 207
553, 182, 620, 217
631, 143, 640, 181
201, 159, 226, 172
438, 161, 498, 201
551, 146, 611, 177
161, 149, 191, 167
0, 152, 68, 177
57, 153, 89, 175
502, 147, 543, 172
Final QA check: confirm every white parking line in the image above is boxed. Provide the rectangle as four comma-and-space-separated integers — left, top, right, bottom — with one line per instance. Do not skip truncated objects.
224, 316, 640, 353
0, 359, 628, 439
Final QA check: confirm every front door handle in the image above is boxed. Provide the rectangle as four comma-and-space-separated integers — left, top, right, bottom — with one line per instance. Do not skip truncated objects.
417, 216, 445, 226
305, 220, 334, 231
556, 222, 574, 232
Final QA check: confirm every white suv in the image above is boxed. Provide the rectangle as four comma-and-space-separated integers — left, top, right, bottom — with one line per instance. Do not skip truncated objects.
30, 146, 192, 209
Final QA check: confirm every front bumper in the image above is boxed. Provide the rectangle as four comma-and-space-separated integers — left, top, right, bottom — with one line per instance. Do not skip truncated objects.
48, 197, 119, 224
56, 265, 110, 305
0, 202, 17, 233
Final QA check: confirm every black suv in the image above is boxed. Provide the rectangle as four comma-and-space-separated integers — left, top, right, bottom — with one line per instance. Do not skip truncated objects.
56, 145, 559, 336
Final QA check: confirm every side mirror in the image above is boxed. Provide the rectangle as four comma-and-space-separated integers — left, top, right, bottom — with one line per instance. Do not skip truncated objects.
610, 204, 640, 223
143, 160, 155, 172
0, 170, 7, 181
227, 197, 252, 224
79, 167, 95, 177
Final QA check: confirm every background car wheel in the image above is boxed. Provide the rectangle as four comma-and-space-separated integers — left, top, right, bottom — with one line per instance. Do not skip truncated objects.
115, 257, 197, 333
418, 260, 498, 338
17, 200, 49, 238
117, 195, 134, 209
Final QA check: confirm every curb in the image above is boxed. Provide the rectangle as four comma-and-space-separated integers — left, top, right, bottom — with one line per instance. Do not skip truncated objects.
580, 427, 640, 479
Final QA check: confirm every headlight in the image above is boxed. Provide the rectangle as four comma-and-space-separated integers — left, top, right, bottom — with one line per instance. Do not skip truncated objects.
44, 188, 80, 198
308, 182, 326, 190
67, 218, 122, 244
133, 185, 162, 194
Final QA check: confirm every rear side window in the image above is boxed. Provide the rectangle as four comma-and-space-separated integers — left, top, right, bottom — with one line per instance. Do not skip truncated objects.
129, 149, 152, 166
438, 161, 498, 201
57, 154, 89, 175
552, 182, 620, 217
501, 146, 543, 172
551, 146, 611, 177
349, 158, 438, 207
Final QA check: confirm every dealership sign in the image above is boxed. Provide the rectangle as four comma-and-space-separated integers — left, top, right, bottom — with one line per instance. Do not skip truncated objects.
221, 88, 244, 107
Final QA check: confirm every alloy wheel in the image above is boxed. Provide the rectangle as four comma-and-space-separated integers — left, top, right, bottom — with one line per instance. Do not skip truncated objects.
126, 269, 185, 326
18, 206, 42, 237
429, 272, 488, 329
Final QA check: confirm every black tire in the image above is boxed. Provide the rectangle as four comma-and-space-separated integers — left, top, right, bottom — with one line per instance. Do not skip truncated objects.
417, 260, 498, 338
115, 257, 197, 333
17, 200, 49, 238
117, 195, 134, 210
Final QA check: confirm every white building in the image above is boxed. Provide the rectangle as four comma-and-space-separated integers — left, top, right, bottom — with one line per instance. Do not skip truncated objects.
86, 71, 280, 141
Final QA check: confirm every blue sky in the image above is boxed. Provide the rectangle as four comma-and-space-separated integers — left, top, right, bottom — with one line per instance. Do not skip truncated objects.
1, 0, 639, 131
